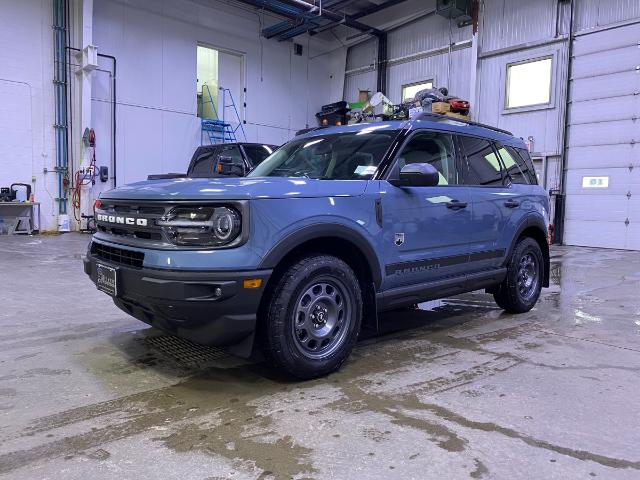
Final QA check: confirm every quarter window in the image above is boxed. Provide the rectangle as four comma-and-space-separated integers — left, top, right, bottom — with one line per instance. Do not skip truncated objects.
513, 147, 539, 185
458, 136, 503, 186
396, 132, 458, 185
497, 146, 529, 185
506, 57, 552, 109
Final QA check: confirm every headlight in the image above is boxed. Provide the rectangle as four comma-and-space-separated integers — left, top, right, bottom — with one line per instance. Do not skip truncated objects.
157, 206, 241, 247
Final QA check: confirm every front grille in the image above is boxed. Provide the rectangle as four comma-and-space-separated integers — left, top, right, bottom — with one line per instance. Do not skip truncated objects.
109, 204, 165, 215
97, 225, 163, 241
95, 201, 167, 243
91, 242, 144, 268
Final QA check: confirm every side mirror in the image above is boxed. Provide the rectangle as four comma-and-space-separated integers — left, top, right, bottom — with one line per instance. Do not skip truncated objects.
391, 163, 440, 187
216, 156, 246, 177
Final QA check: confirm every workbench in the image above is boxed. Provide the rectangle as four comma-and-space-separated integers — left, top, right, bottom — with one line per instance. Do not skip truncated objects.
0, 202, 40, 235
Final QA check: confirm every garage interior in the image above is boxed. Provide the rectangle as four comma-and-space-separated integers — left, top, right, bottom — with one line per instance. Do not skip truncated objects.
1, 0, 640, 478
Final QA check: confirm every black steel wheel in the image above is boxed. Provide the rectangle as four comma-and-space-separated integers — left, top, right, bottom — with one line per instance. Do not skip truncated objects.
262, 254, 362, 379
493, 237, 544, 313
292, 279, 352, 359
516, 252, 539, 302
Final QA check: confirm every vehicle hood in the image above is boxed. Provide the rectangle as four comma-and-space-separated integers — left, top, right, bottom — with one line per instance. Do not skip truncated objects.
100, 177, 369, 201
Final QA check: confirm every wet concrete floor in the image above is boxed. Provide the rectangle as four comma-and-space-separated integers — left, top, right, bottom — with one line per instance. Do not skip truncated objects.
1, 234, 639, 479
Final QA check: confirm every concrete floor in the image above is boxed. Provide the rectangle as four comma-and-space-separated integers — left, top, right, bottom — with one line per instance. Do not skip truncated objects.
1, 234, 640, 479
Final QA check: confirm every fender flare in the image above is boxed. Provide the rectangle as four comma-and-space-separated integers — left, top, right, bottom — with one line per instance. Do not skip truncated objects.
259, 223, 383, 288
507, 214, 550, 287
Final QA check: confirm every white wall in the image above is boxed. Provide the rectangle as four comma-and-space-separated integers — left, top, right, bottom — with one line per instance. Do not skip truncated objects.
91, 0, 346, 187
0, 0, 58, 231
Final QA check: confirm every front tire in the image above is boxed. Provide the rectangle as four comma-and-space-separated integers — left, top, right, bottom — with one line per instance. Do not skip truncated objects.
262, 255, 362, 379
493, 237, 543, 313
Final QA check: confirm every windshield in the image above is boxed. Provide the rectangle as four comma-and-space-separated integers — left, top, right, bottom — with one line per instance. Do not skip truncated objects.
247, 128, 400, 180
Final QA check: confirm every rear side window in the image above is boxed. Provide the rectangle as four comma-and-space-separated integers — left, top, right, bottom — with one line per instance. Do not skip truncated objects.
458, 136, 503, 186
513, 147, 538, 184
497, 145, 529, 184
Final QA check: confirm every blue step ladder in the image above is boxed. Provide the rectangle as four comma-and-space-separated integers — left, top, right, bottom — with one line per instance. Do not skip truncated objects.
200, 85, 246, 145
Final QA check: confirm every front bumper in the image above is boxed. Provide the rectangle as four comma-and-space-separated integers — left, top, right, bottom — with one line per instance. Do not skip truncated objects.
83, 253, 271, 353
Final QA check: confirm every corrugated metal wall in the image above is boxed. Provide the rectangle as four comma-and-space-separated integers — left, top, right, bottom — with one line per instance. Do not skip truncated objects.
345, 39, 377, 71
481, 0, 561, 52
344, 8, 472, 104
575, 0, 640, 31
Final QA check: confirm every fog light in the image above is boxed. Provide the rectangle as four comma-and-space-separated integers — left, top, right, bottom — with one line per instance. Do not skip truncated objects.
243, 279, 262, 289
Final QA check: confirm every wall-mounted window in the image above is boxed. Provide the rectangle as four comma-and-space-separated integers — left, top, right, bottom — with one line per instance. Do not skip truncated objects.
506, 57, 552, 109
401, 80, 434, 102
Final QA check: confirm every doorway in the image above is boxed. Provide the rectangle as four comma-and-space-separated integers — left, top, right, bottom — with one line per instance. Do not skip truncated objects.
197, 44, 244, 125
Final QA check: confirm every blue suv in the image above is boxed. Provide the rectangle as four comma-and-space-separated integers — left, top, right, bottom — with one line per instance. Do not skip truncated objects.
84, 114, 550, 379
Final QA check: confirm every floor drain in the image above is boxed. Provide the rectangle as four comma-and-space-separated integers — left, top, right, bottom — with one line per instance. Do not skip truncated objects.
145, 335, 230, 367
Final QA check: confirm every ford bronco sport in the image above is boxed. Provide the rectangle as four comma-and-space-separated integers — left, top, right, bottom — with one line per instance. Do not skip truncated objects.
85, 114, 550, 379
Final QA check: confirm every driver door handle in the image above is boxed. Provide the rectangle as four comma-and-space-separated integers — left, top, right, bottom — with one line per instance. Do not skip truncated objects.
446, 200, 468, 210
504, 200, 521, 208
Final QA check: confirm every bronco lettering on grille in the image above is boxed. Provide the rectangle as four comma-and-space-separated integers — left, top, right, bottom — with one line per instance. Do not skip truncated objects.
96, 213, 148, 227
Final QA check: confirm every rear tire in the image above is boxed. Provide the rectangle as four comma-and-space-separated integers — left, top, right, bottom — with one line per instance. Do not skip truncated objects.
493, 237, 543, 313
262, 255, 362, 379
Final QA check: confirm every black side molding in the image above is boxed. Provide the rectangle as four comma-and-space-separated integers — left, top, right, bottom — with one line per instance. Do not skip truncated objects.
377, 268, 506, 311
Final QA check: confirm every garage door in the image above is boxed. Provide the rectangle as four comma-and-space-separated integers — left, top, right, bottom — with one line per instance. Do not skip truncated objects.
564, 22, 640, 250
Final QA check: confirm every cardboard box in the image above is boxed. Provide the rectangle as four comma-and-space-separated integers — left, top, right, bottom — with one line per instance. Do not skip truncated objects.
358, 90, 370, 103
431, 102, 451, 113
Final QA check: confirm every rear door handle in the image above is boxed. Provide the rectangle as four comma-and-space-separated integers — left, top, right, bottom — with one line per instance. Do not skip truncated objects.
446, 200, 468, 210
504, 200, 521, 208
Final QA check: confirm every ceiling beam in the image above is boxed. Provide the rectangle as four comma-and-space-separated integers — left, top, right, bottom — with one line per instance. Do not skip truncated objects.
308, 0, 411, 35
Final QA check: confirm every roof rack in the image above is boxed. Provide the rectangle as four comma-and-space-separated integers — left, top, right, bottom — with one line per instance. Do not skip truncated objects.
414, 112, 513, 136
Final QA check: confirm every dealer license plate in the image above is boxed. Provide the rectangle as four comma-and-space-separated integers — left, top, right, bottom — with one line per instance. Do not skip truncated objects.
96, 263, 117, 296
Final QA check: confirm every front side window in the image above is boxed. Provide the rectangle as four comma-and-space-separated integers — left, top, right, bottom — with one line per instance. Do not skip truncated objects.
189, 147, 221, 177
459, 136, 503, 186
396, 131, 458, 185
506, 57, 552, 109
243, 144, 276, 167
189, 145, 244, 177
248, 128, 399, 180
401, 80, 434, 102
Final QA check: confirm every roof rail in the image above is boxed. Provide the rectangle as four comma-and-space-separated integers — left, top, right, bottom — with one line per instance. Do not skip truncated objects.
414, 112, 513, 136
295, 126, 329, 136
